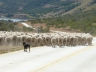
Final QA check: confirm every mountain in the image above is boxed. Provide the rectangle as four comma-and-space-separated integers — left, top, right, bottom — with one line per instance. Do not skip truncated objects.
0, 0, 96, 19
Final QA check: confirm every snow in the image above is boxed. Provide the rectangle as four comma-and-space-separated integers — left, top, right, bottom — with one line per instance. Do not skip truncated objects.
0, 38, 96, 72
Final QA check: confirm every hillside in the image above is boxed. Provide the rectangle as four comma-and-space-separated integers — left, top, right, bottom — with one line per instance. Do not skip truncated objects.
0, 0, 95, 19
28, 9, 96, 35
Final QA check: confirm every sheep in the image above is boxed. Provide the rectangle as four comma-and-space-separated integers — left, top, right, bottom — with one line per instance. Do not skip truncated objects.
5, 36, 12, 46
55, 36, 59, 46
26, 36, 32, 45
70, 36, 75, 46
51, 36, 57, 48
21, 35, 27, 42
41, 35, 46, 46
17, 36, 22, 46
45, 35, 51, 46
66, 35, 71, 46
63, 36, 67, 46
73, 36, 78, 46
0, 31, 93, 47
0, 36, 4, 45
81, 35, 87, 46
86, 33, 93, 45
58, 36, 64, 47
11, 35, 17, 46
37, 36, 43, 46
76, 35, 82, 46
31, 36, 37, 47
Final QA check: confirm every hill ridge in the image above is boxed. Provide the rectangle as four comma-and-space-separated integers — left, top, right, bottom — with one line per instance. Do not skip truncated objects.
0, 0, 95, 18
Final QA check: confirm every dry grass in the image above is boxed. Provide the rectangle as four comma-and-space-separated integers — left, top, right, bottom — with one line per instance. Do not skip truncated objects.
32, 23, 47, 28
62, 0, 93, 15
84, 4, 96, 11
0, 46, 23, 55
17, 22, 81, 33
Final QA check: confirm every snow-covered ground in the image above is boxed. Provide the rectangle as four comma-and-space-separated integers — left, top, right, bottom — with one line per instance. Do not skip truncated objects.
0, 38, 96, 72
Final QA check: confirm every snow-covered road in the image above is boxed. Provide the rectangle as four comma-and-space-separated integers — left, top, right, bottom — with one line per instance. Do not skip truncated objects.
0, 38, 96, 72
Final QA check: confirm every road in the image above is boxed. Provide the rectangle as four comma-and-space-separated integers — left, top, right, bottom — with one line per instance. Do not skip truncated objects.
0, 38, 96, 72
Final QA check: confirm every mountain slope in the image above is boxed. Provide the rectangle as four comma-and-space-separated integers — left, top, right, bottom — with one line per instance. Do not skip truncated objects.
0, 0, 95, 19
62, 0, 96, 15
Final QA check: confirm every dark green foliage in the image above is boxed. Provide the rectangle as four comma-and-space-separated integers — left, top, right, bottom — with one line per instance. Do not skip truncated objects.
0, 0, 80, 18
5, 13, 14, 18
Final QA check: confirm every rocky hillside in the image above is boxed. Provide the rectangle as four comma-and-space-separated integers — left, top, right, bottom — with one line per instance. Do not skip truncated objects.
0, 0, 96, 19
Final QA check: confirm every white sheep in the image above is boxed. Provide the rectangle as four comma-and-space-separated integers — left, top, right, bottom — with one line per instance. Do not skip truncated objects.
0, 31, 93, 47
37, 36, 43, 46
21, 35, 27, 42
86, 33, 93, 45
63, 36, 67, 46
0, 36, 4, 45
31, 36, 37, 47
45, 35, 51, 46
26, 36, 32, 45
17, 36, 22, 46
58, 36, 64, 47
5, 36, 12, 46
11, 35, 17, 46
66, 35, 71, 46
51, 36, 57, 48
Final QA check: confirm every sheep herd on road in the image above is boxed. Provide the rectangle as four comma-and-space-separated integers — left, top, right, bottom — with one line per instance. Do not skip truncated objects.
0, 31, 93, 48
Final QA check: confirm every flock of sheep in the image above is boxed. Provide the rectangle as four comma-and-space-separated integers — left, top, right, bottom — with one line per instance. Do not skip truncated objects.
0, 31, 93, 48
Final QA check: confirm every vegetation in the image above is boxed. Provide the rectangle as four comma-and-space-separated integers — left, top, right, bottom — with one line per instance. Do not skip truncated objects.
22, 26, 34, 32
39, 26, 50, 33
0, 20, 34, 32
29, 9, 96, 35
0, 46, 23, 54
0, 0, 96, 35
0, 20, 17, 31
0, 0, 81, 18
